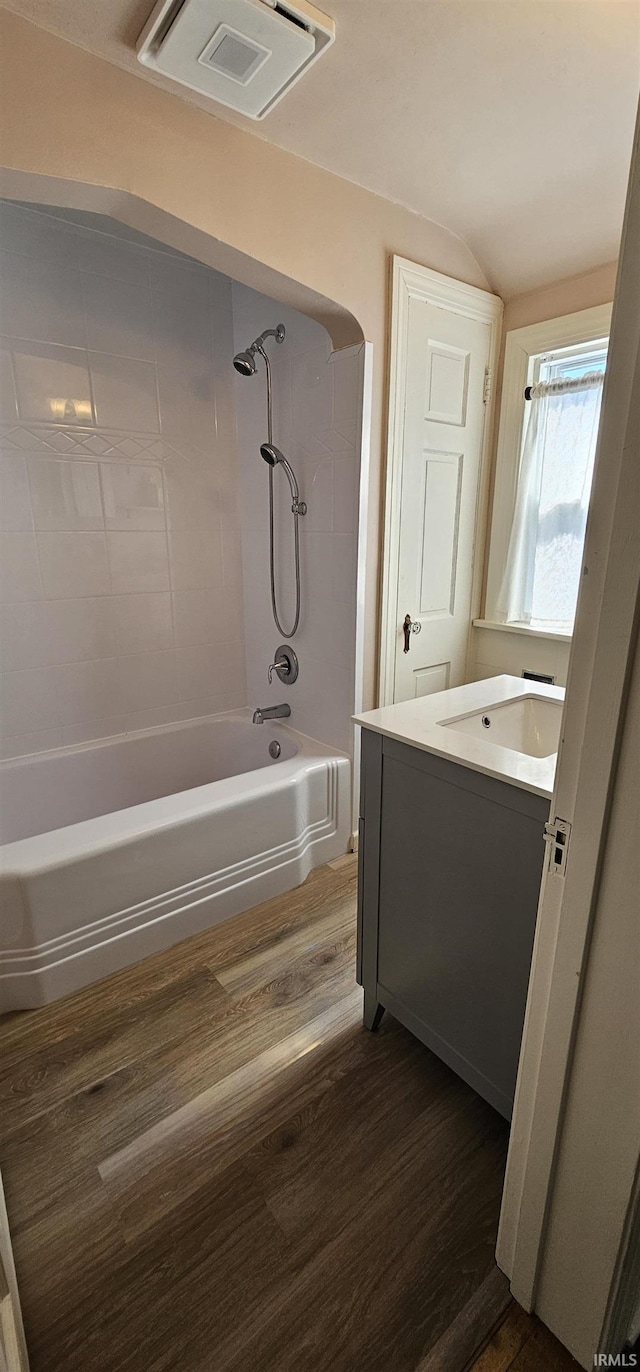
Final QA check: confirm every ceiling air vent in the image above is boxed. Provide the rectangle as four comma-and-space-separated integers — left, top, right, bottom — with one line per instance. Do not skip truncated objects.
137, 0, 335, 119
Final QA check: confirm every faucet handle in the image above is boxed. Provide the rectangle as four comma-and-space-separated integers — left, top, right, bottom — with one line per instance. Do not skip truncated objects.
267, 645, 299, 685
268, 658, 288, 684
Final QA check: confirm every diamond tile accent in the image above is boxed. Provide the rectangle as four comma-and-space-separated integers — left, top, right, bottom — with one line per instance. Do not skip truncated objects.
4, 427, 36, 449
48, 431, 76, 453
147, 440, 179, 462
82, 435, 113, 455
114, 438, 144, 458
0, 423, 195, 464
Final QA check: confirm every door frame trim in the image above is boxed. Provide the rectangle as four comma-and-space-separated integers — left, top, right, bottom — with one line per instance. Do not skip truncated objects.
497, 105, 640, 1353
379, 256, 503, 706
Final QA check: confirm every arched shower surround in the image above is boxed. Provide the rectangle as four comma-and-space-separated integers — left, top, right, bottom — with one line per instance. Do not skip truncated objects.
0, 174, 371, 746
0, 191, 369, 1007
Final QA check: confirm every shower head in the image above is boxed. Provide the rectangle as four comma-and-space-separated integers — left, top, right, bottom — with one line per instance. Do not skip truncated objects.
233, 324, 285, 377
260, 444, 305, 514
233, 349, 257, 376
260, 443, 281, 467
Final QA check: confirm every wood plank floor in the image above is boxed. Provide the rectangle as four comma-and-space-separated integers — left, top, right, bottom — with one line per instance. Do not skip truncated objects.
0, 859, 581, 1372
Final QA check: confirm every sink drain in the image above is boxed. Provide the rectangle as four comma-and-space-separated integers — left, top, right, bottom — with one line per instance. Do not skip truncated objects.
482, 715, 491, 728
269, 740, 281, 759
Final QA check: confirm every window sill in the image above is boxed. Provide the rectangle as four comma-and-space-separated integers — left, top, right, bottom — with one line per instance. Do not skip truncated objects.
473, 619, 572, 645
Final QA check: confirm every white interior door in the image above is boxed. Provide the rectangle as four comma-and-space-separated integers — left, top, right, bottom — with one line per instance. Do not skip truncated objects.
380, 259, 502, 706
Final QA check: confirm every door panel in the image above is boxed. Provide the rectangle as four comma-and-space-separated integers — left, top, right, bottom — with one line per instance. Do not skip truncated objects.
375, 740, 549, 1117
425, 340, 470, 424
413, 662, 450, 697
393, 297, 492, 702
418, 450, 463, 616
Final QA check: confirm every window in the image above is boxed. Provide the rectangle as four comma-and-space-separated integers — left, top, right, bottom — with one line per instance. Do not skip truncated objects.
496, 340, 607, 631
484, 305, 612, 638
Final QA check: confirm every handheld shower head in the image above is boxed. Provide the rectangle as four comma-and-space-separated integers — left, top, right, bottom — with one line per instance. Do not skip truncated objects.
260, 443, 280, 467
233, 349, 257, 376
260, 444, 305, 515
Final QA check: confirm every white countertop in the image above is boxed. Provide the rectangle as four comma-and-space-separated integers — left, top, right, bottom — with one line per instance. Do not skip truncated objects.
353, 675, 565, 799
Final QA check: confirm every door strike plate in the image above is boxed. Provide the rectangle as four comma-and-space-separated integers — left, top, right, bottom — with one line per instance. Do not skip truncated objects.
543, 817, 572, 876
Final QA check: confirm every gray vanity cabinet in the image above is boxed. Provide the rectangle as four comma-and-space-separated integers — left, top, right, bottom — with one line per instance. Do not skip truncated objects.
357, 728, 549, 1119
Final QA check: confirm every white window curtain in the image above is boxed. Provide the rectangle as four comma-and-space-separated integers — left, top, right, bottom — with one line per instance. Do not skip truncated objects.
495, 371, 604, 632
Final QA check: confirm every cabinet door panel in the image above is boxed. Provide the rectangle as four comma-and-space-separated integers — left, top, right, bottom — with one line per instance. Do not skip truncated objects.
377, 749, 547, 1111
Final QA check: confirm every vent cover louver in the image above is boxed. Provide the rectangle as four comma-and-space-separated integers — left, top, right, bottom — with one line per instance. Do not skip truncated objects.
203, 29, 269, 84
137, 0, 335, 119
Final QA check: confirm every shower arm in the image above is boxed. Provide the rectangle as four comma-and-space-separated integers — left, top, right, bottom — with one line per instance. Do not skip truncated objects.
255, 325, 285, 353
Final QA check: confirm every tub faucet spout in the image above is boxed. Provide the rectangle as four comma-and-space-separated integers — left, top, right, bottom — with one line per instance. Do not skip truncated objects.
252, 703, 291, 725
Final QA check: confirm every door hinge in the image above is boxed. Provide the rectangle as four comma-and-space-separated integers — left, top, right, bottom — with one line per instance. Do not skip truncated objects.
483, 366, 492, 405
543, 817, 572, 875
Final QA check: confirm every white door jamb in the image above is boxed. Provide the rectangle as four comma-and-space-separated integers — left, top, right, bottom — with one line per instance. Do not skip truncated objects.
497, 105, 640, 1339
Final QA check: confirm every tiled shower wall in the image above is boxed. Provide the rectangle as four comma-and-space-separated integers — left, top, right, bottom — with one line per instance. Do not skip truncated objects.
232, 284, 363, 755
0, 202, 246, 758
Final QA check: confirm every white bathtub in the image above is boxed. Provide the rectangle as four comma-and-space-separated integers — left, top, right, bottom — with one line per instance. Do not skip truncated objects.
0, 711, 350, 1011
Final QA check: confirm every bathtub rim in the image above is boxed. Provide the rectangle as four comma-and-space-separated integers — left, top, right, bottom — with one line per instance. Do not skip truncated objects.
0, 708, 349, 874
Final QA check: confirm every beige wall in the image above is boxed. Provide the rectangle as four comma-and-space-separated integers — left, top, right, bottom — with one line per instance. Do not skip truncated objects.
0, 9, 490, 709
468, 626, 572, 690
503, 260, 618, 333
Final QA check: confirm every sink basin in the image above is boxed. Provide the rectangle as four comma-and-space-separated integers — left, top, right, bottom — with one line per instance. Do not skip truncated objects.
438, 694, 562, 758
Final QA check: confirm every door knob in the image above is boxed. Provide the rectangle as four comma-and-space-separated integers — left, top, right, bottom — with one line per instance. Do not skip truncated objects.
402, 615, 422, 652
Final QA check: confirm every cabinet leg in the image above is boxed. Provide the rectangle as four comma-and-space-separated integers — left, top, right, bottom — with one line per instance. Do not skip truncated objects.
363, 993, 385, 1032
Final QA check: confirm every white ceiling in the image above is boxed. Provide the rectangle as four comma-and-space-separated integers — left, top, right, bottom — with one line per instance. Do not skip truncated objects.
3, 0, 639, 296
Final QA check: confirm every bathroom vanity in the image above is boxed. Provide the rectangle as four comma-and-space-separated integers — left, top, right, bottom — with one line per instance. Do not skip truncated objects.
354, 676, 564, 1119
